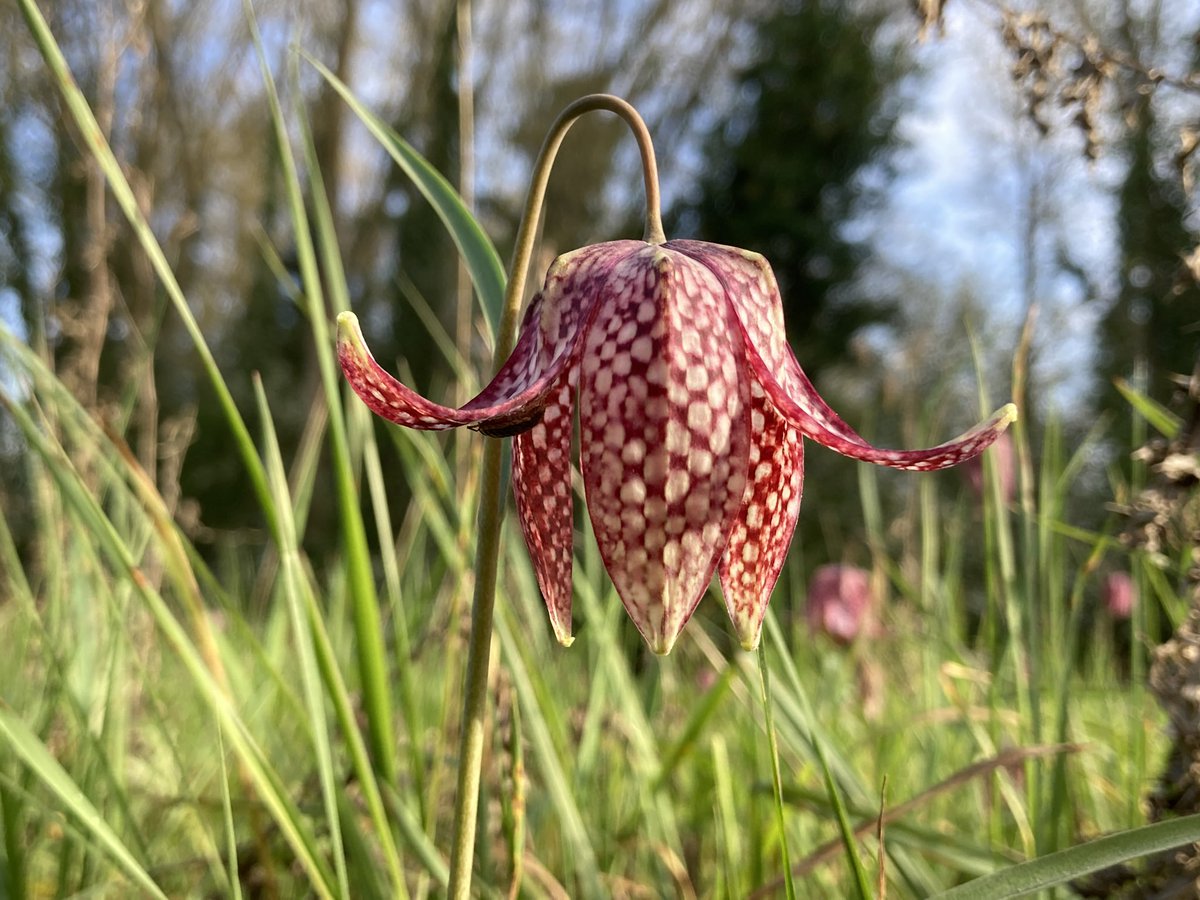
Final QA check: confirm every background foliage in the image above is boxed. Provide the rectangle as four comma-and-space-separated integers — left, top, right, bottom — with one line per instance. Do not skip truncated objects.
2, 0, 1199, 896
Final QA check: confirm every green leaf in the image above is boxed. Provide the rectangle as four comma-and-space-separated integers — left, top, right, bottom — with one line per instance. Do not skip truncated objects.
304, 52, 506, 342
933, 814, 1200, 898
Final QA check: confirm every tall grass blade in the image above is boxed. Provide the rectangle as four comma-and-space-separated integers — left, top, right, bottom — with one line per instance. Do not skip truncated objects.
756, 643, 798, 900
933, 813, 1200, 899
247, 386, 412, 897
1113, 377, 1182, 438
304, 53, 506, 340
495, 608, 604, 900
253, 377, 351, 899
0, 708, 167, 900
14, 0, 276, 535
215, 724, 245, 900
240, 0, 397, 786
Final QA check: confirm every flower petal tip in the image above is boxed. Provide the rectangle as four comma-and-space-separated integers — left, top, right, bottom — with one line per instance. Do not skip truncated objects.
997, 403, 1019, 428
650, 634, 678, 657
556, 633, 575, 648
738, 634, 760, 652
336, 311, 366, 357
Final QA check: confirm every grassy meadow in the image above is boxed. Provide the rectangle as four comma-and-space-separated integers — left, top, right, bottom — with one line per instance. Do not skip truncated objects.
2, 3, 1198, 898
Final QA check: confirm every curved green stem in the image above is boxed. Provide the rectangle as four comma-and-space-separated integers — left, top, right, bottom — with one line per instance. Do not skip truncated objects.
496, 94, 665, 352
446, 94, 664, 898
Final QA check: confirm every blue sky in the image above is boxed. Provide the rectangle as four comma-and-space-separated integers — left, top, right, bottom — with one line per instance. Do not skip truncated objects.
4, 0, 1197, 420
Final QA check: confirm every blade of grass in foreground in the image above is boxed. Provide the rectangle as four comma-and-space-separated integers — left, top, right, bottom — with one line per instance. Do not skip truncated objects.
1114, 377, 1182, 439
0, 392, 339, 899
252, 374, 415, 894
240, 0, 396, 786
756, 643, 798, 900
0, 708, 167, 900
303, 52, 506, 342
933, 813, 1200, 898
495, 605, 604, 900
216, 724, 245, 900
254, 377, 352, 900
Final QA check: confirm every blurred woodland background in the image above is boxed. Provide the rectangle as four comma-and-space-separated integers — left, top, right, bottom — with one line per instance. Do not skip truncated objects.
1, 0, 1197, 577
4, 0, 1200, 895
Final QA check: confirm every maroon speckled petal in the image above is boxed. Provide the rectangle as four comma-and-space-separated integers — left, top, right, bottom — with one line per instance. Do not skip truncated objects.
718, 380, 804, 650
763, 366, 1018, 471
578, 245, 750, 656
667, 240, 869, 446
512, 368, 577, 646
667, 239, 1017, 471
337, 241, 641, 432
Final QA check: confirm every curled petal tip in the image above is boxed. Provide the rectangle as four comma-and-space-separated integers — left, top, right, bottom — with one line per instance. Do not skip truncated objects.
336, 311, 368, 362
997, 402, 1018, 427
557, 633, 575, 648
336, 310, 360, 341
738, 633, 760, 652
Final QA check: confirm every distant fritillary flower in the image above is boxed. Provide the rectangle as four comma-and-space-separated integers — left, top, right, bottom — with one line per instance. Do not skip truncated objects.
1103, 571, 1136, 620
806, 564, 875, 646
338, 239, 1016, 654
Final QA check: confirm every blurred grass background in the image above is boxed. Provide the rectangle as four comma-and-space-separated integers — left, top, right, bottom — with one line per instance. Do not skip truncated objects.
2, 0, 1199, 896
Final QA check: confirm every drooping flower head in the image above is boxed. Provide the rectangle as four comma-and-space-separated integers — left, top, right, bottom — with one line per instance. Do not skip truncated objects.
338, 239, 1016, 654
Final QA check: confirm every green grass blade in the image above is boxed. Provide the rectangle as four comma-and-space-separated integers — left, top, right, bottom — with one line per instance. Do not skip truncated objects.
215, 724, 245, 900
303, 53, 506, 340
239, 0, 397, 786
756, 643, 798, 900
1113, 377, 1182, 438
0, 708, 167, 900
358, 399, 428, 816
14, 0, 276, 537
495, 607, 604, 900
298, 576, 414, 896
253, 377, 351, 899
933, 813, 1200, 898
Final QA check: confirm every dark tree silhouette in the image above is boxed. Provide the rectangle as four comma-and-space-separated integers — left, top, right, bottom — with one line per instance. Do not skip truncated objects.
678, 0, 904, 377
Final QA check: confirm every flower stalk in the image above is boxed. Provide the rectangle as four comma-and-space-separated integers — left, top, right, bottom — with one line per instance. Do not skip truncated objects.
447, 93, 663, 899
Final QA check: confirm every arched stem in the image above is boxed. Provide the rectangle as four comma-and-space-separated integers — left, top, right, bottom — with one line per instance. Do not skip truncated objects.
495, 93, 665, 362
447, 94, 663, 898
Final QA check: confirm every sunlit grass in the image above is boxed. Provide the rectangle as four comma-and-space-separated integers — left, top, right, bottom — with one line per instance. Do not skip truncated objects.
2, 3, 1195, 897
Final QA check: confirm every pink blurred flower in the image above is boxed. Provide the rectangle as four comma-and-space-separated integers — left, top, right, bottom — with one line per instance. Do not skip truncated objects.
962, 431, 1015, 505
806, 564, 875, 645
1103, 571, 1136, 619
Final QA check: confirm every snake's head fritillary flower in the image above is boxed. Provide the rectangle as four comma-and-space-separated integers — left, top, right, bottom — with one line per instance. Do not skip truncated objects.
338, 239, 1017, 654
806, 564, 875, 646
